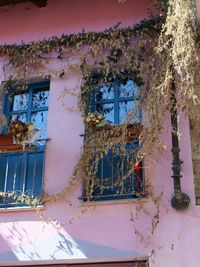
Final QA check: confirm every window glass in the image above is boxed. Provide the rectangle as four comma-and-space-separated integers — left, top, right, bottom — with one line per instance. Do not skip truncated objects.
119, 80, 140, 98
95, 83, 114, 101
12, 93, 28, 111
93, 79, 140, 125
96, 103, 114, 124
31, 111, 48, 139
32, 89, 49, 108
11, 113, 27, 123
119, 101, 141, 124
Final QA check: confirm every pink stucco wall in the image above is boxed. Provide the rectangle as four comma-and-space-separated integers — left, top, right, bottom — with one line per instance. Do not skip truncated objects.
0, 1, 199, 267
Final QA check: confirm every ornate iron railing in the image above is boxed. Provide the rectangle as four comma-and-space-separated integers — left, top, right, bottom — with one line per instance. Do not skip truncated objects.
0, 141, 46, 208
82, 141, 144, 201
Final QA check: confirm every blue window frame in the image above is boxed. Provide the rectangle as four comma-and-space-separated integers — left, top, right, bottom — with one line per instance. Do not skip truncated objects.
0, 81, 49, 208
83, 79, 143, 201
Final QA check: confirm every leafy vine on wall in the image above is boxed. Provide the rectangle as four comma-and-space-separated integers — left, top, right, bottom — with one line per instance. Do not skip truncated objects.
0, 0, 199, 206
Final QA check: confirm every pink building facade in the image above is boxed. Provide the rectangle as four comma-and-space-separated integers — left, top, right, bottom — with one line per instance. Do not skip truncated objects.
0, 1, 199, 267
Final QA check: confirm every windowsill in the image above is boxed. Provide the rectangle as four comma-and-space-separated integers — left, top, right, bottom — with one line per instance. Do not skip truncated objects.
80, 197, 149, 206
0, 205, 44, 213
0, 256, 149, 266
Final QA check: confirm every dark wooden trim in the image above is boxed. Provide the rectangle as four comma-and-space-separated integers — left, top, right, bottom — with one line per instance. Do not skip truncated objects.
0, 0, 47, 8
31, 0, 47, 7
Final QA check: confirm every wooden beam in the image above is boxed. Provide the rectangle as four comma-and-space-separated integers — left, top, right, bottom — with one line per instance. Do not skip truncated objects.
0, 0, 28, 7
0, 0, 48, 8
31, 0, 47, 7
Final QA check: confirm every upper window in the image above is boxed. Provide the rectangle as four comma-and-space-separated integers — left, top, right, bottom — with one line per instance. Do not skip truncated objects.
6, 83, 49, 141
0, 81, 49, 208
91, 79, 141, 124
83, 78, 143, 201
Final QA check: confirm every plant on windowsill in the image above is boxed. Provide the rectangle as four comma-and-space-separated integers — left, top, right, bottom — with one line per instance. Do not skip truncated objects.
85, 112, 112, 129
0, 120, 40, 152
95, 123, 142, 144
8, 120, 29, 144
9, 120, 40, 147
85, 112, 142, 143
107, 123, 142, 143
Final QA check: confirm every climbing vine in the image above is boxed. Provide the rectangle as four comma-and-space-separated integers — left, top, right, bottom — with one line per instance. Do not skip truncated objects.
0, 0, 199, 206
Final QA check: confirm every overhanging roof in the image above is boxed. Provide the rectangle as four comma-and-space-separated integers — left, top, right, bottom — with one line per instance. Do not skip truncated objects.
0, 0, 47, 8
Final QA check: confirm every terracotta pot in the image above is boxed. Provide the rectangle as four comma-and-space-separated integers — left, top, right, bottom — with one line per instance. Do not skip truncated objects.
94, 123, 142, 143
0, 134, 22, 151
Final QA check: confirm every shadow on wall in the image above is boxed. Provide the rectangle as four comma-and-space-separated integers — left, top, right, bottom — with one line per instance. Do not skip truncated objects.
0, 221, 146, 261
74, 238, 146, 259
0, 233, 18, 260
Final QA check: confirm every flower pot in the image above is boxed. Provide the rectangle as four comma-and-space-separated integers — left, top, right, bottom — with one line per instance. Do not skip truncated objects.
0, 134, 23, 152
94, 123, 142, 143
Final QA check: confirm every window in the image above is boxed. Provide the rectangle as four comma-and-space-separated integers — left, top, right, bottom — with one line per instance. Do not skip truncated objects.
91, 79, 141, 125
0, 81, 49, 208
83, 78, 143, 201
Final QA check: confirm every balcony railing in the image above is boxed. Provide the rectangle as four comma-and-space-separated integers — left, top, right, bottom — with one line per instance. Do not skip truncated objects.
82, 141, 144, 201
0, 141, 46, 208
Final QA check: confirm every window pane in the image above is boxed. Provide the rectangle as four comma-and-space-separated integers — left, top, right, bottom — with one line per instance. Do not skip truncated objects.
119, 101, 141, 124
31, 111, 48, 139
11, 114, 27, 123
95, 83, 114, 101
96, 103, 114, 124
11, 93, 28, 111
32, 89, 49, 109
119, 80, 139, 98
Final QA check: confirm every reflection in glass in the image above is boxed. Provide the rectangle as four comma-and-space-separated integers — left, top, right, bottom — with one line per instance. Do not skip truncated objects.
12, 94, 28, 111
119, 80, 139, 98
31, 111, 48, 139
95, 83, 114, 101
32, 89, 49, 108
119, 101, 141, 124
96, 103, 114, 124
